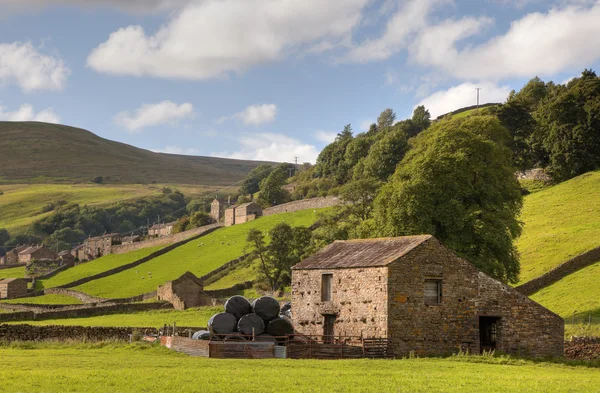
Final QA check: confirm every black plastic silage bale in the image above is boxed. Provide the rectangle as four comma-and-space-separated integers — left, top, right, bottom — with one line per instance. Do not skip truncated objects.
237, 313, 265, 336
192, 330, 211, 340
252, 296, 280, 321
208, 312, 238, 335
224, 295, 252, 320
266, 315, 294, 337
280, 302, 292, 318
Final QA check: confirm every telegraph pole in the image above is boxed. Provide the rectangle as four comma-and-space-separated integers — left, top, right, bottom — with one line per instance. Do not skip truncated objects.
475, 87, 482, 111
293, 156, 299, 176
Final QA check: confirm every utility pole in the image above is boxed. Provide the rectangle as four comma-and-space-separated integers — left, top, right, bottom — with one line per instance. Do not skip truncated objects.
294, 156, 299, 176
475, 87, 482, 111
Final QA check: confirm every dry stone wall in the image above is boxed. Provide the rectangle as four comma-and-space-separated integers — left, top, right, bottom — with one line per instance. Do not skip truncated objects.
263, 197, 340, 216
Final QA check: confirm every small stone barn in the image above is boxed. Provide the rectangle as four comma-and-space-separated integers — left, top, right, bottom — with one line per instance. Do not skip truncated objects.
157, 271, 212, 310
84, 233, 122, 258
0, 278, 28, 299
224, 202, 263, 227
18, 245, 57, 264
291, 235, 564, 358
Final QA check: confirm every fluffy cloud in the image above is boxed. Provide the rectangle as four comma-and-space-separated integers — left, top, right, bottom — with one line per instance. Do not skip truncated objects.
115, 101, 194, 133
411, 2, 600, 80
212, 133, 320, 163
340, 0, 444, 63
417, 82, 511, 118
313, 130, 338, 144
0, 104, 60, 123
0, 41, 69, 92
0, 0, 185, 14
236, 104, 277, 126
87, 0, 368, 80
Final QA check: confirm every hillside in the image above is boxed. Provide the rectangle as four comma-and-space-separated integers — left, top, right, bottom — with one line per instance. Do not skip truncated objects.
0, 122, 271, 185
517, 170, 600, 284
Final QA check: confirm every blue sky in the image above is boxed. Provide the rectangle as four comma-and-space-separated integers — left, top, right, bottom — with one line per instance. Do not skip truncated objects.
1, 0, 598, 163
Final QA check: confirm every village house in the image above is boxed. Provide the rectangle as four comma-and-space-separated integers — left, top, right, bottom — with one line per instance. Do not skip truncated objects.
71, 244, 86, 262
121, 235, 141, 245
18, 245, 57, 265
0, 278, 28, 299
58, 250, 75, 265
157, 271, 212, 310
1, 245, 29, 265
291, 235, 564, 358
148, 222, 176, 237
83, 233, 121, 259
210, 198, 231, 222
224, 202, 263, 227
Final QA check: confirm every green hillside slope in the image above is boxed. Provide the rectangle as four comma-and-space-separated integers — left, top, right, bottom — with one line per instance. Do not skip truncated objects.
517, 171, 600, 284
0, 122, 270, 185
73, 209, 324, 298
0, 266, 25, 279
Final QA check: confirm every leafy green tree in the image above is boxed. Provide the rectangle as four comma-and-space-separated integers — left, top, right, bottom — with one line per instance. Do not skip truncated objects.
46, 227, 85, 252
245, 223, 312, 291
511, 76, 548, 112
117, 220, 135, 234
374, 116, 523, 283
315, 124, 354, 183
411, 105, 431, 134
258, 166, 290, 207
339, 178, 381, 221
239, 164, 274, 195
362, 127, 409, 180
494, 100, 537, 170
377, 108, 396, 128
0, 229, 9, 246
190, 211, 211, 228
173, 216, 190, 234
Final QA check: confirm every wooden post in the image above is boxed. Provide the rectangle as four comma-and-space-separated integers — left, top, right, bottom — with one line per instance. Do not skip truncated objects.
173, 322, 176, 337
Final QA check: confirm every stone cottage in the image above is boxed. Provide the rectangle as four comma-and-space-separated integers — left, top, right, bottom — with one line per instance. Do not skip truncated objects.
1, 245, 28, 265
224, 202, 263, 227
0, 278, 28, 299
157, 271, 211, 310
83, 233, 122, 259
18, 245, 57, 264
291, 235, 564, 358
148, 222, 175, 237
210, 198, 231, 222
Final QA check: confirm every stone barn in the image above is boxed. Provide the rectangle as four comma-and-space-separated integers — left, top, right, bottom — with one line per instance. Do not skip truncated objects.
2, 245, 28, 265
83, 233, 122, 259
291, 235, 564, 358
157, 271, 212, 310
18, 245, 57, 264
224, 202, 263, 227
148, 222, 175, 237
210, 198, 230, 222
0, 278, 28, 299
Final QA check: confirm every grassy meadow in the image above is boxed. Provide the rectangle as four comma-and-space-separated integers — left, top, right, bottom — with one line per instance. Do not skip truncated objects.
0, 183, 213, 233
6, 306, 220, 327
1, 294, 83, 305
0, 344, 598, 392
39, 245, 164, 290
0, 266, 25, 279
517, 170, 600, 284
73, 209, 325, 298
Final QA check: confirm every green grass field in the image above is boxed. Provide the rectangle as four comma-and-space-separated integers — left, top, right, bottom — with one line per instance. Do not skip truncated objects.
39, 245, 164, 290
0, 344, 598, 392
517, 171, 600, 284
0, 183, 212, 233
205, 260, 259, 290
73, 209, 324, 298
1, 294, 83, 305
6, 306, 220, 327
0, 266, 25, 279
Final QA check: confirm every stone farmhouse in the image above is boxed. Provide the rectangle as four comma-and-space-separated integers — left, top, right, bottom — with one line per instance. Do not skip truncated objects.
0, 278, 28, 299
121, 235, 141, 245
83, 233, 121, 260
18, 245, 57, 264
210, 198, 231, 222
1, 245, 28, 265
291, 235, 564, 358
149, 222, 176, 237
57, 250, 75, 264
224, 202, 263, 227
157, 271, 211, 310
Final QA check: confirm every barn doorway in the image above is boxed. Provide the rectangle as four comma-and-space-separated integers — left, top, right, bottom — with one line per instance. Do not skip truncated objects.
479, 316, 500, 353
323, 314, 336, 344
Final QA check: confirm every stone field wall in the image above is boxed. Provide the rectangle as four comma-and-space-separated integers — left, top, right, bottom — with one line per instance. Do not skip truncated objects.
263, 197, 340, 216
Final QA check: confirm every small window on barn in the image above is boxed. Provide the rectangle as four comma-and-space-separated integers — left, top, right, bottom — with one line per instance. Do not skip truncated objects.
424, 279, 441, 305
321, 273, 333, 301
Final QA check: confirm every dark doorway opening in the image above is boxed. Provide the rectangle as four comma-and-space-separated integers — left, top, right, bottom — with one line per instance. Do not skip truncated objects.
323, 314, 336, 344
479, 316, 500, 353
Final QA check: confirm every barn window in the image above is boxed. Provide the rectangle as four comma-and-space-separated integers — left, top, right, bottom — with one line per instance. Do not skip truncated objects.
424, 279, 442, 305
321, 273, 333, 301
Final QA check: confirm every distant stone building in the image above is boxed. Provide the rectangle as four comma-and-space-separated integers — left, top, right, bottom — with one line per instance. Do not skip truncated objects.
291, 235, 564, 358
18, 245, 57, 265
71, 244, 86, 262
122, 235, 141, 245
224, 202, 263, 227
157, 271, 211, 310
0, 278, 28, 299
149, 222, 176, 237
83, 233, 122, 259
210, 198, 231, 222
58, 250, 75, 265
2, 245, 29, 265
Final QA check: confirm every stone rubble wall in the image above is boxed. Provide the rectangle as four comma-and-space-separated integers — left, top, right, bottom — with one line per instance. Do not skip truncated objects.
516, 246, 600, 296
263, 197, 340, 216
565, 336, 600, 360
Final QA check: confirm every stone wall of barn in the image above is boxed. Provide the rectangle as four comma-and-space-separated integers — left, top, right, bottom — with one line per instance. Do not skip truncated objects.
386, 238, 564, 358
291, 267, 388, 339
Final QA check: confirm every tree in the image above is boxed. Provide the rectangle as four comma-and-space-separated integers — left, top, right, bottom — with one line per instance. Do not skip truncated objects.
245, 223, 312, 291
258, 166, 290, 207
339, 178, 381, 221
411, 105, 431, 134
374, 116, 523, 283
173, 216, 190, 234
0, 228, 9, 246
239, 164, 274, 195
494, 100, 537, 170
377, 108, 396, 128
189, 211, 211, 228
315, 124, 354, 183
361, 127, 409, 181
46, 227, 85, 252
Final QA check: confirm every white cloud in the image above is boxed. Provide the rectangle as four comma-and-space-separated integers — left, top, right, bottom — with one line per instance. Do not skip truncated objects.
87, 0, 368, 80
0, 104, 60, 123
0, 41, 69, 92
154, 146, 199, 155
0, 0, 186, 14
314, 130, 337, 144
115, 101, 194, 133
412, 2, 600, 80
219, 104, 278, 126
212, 133, 320, 163
417, 82, 511, 118
340, 0, 445, 63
